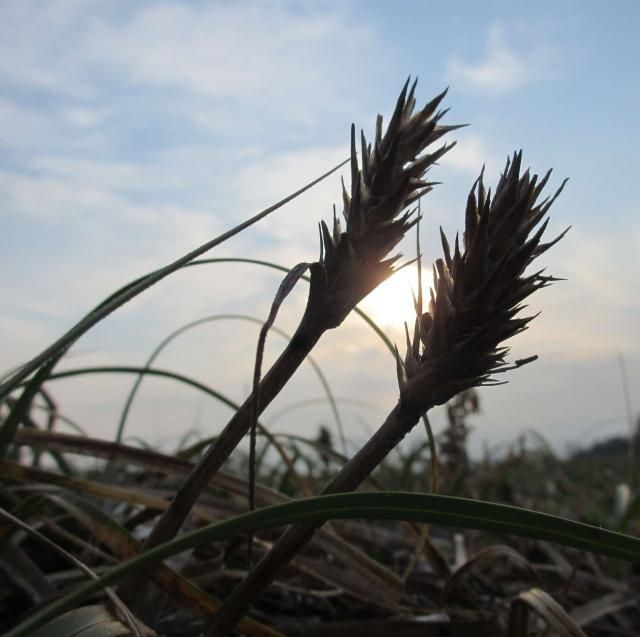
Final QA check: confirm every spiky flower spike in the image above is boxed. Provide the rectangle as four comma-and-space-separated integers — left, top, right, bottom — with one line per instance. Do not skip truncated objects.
205, 155, 568, 636
134, 81, 459, 569
399, 151, 568, 411
306, 78, 460, 329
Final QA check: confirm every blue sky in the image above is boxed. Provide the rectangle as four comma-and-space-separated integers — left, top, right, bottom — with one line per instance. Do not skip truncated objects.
1, 0, 639, 456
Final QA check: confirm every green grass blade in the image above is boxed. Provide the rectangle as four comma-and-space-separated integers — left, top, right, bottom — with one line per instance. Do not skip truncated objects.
0, 158, 349, 403
422, 413, 438, 492
24, 366, 244, 413
21, 367, 293, 471
0, 353, 65, 457
113, 314, 344, 454
7, 491, 640, 637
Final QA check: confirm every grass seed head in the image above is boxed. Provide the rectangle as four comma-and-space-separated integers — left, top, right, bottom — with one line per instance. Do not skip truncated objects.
307, 79, 460, 329
398, 152, 568, 410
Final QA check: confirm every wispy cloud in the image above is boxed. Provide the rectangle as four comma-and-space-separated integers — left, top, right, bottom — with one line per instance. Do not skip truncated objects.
440, 134, 502, 177
0, 0, 373, 345
0, 2, 372, 131
446, 24, 554, 95
96, 4, 368, 99
528, 223, 640, 359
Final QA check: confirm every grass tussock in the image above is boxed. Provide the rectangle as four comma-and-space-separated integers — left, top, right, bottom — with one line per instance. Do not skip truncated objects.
1, 79, 639, 637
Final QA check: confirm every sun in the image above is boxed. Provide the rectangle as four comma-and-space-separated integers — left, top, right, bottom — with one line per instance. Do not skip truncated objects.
358, 265, 434, 333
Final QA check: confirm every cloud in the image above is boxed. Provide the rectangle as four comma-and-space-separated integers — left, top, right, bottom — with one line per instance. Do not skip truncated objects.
495, 216, 640, 366
0, 1, 374, 337
0, 162, 227, 322
440, 134, 502, 177
97, 4, 363, 97
446, 24, 554, 95
0, 2, 372, 132
230, 145, 349, 258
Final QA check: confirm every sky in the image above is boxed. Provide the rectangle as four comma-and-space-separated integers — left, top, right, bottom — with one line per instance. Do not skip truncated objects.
1, 0, 639, 459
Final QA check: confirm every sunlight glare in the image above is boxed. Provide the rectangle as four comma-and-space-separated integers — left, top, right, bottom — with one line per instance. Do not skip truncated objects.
358, 265, 434, 334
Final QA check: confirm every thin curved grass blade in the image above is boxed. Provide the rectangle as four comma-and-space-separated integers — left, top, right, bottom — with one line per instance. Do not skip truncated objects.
6, 491, 640, 637
113, 313, 345, 453
47, 495, 285, 637
183, 257, 396, 354
248, 262, 312, 560
443, 544, 540, 600
0, 506, 146, 637
570, 590, 639, 628
0, 351, 65, 457
11, 429, 408, 598
516, 587, 587, 637
0, 158, 349, 403
20, 365, 244, 415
